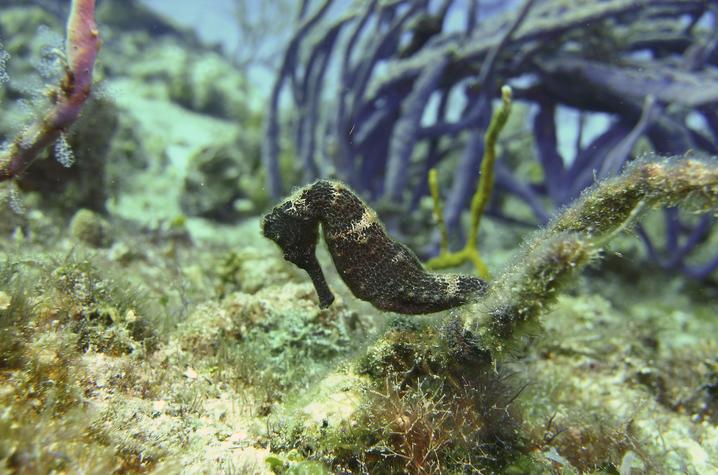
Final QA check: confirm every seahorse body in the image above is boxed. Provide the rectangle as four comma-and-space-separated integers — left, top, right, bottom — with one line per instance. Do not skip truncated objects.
261, 180, 486, 314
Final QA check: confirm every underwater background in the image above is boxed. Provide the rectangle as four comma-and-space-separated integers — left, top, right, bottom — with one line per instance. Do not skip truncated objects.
0, 0, 717, 473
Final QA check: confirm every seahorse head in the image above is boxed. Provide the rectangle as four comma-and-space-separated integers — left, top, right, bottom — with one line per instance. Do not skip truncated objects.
261, 202, 319, 269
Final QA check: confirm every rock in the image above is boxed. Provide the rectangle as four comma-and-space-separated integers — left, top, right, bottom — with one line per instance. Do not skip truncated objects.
69, 208, 113, 248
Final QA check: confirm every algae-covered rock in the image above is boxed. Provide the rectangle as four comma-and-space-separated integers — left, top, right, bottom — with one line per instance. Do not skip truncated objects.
216, 247, 300, 295
11, 97, 121, 214
111, 35, 253, 120
175, 281, 365, 372
180, 138, 267, 221
43, 258, 157, 355
0, 251, 162, 473
168, 51, 253, 120
69, 208, 113, 248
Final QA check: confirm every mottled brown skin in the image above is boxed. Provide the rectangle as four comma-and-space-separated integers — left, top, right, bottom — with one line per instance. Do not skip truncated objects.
261, 180, 486, 314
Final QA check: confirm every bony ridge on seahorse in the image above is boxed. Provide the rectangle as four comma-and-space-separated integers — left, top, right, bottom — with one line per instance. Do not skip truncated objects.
261, 180, 486, 314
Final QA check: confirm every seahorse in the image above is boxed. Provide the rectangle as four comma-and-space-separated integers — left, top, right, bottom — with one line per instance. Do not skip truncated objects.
261, 180, 486, 314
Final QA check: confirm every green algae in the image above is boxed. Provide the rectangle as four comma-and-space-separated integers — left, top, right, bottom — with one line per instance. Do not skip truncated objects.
0, 201, 715, 473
